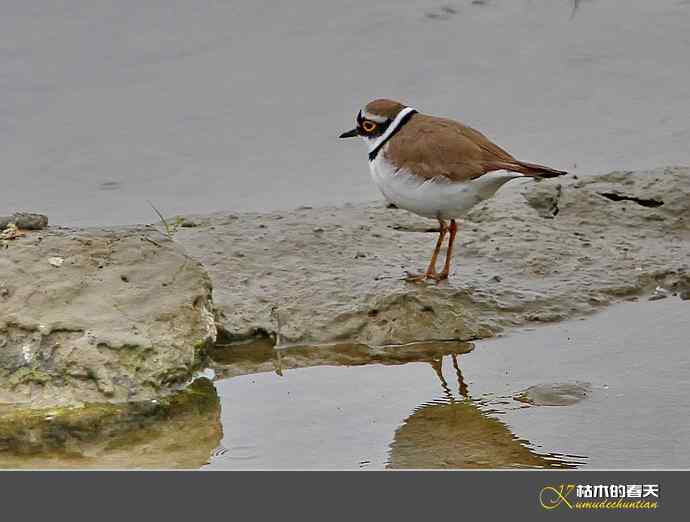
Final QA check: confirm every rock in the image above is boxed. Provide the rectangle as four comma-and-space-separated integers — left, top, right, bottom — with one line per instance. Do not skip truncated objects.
47, 256, 64, 267
668, 275, 690, 301
0, 226, 216, 409
514, 382, 591, 406
179, 218, 199, 228
648, 287, 670, 301
0, 213, 48, 230
526, 311, 568, 323
176, 167, 690, 346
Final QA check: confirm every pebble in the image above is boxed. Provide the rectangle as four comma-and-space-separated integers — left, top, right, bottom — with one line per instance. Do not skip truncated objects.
515, 382, 591, 406
648, 286, 670, 301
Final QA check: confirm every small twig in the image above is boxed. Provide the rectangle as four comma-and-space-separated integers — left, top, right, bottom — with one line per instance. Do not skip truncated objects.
270, 305, 283, 347
273, 349, 284, 377
143, 237, 163, 248
392, 225, 440, 233
147, 200, 174, 238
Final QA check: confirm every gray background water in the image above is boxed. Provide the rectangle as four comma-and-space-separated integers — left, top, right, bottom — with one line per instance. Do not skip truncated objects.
2, 0, 690, 226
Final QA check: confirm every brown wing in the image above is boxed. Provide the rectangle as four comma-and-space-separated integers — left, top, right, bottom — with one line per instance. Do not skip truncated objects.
385, 114, 522, 182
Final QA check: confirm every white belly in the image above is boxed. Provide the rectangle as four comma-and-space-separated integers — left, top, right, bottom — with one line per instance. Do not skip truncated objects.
368, 151, 524, 220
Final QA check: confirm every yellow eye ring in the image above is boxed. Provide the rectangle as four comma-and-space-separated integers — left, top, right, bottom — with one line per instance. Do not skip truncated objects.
362, 121, 377, 132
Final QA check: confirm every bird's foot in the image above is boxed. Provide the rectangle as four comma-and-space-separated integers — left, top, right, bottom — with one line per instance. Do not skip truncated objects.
402, 272, 427, 283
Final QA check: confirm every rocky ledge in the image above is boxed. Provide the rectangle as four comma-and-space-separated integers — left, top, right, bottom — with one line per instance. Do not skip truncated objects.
175, 166, 690, 346
0, 226, 216, 409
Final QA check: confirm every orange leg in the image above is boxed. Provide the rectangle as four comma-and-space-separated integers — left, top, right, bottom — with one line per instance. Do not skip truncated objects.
439, 219, 457, 280
405, 218, 447, 282
430, 356, 454, 403
451, 354, 469, 399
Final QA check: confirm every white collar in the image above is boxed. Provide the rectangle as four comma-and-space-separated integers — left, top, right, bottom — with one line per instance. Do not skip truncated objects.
368, 107, 417, 161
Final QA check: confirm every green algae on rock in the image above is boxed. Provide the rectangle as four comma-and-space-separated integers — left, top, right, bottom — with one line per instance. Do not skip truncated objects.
0, 378, 221, 469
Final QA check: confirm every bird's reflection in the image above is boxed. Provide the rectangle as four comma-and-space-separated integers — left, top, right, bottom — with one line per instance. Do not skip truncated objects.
210, 335, 476, 379
387, 354, 579, 469
430, 354, 468, 403
210, 338, 584, 469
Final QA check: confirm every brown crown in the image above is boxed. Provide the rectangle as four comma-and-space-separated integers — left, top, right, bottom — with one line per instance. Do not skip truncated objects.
364, 99, 407, 120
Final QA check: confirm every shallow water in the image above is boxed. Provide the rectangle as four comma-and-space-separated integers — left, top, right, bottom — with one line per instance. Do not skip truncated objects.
1, 298, 687, 469
205, 298, 690, 469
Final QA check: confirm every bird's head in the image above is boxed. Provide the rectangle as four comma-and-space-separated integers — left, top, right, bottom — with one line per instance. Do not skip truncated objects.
339, 99, 408, 142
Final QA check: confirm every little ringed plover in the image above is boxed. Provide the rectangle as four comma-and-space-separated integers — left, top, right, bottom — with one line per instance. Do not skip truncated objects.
340, 98, 567, 282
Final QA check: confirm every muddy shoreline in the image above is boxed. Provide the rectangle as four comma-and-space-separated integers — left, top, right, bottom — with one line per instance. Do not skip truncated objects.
176, 166, 690, 346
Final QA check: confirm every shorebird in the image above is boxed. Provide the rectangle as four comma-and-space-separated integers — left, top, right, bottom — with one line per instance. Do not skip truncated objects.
339, 99, 566, 282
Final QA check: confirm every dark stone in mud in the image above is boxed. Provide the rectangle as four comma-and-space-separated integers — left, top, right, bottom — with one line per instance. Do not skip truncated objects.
649, 289, 669, 301
514, 382, 591, 406
176, 166, 690, 346
0, 213, 48, 230
179, 218, 199, 228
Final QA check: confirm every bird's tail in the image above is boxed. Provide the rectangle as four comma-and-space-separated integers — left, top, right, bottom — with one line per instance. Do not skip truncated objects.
510, 161, 568, 179
490, 160, 567, 178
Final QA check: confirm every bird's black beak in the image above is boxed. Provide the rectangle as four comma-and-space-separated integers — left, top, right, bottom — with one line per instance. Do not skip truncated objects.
339, 128, 359, 139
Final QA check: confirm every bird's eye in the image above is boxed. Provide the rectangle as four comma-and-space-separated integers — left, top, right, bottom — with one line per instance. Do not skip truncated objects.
362, 121, 377, 132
